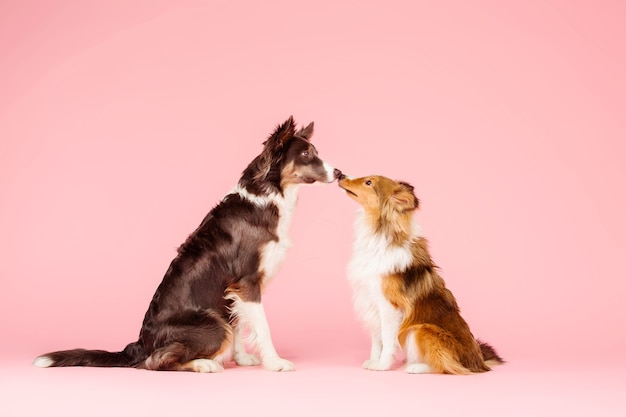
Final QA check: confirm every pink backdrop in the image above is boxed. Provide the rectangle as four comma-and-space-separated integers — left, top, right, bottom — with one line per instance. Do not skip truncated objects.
1, 1, 625, 415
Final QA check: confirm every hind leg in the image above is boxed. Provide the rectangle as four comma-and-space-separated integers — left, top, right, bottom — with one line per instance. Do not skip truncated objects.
143, 344, 225, 373
404, 329, 433, 374
141, 310, 232, 372
180, 358, 224, 373
409, 324, 471, 375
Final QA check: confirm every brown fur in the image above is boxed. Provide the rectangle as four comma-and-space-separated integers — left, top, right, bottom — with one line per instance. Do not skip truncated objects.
339, 175, 503, 374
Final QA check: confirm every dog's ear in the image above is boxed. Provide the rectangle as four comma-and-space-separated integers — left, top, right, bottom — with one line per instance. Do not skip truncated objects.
390, 181, 419, 211
254, 117, 297, 182
295, 121, 314, 141
263, 116, 297, 150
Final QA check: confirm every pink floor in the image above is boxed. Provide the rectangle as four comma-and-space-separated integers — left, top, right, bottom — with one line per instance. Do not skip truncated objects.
2, 353, 625, 417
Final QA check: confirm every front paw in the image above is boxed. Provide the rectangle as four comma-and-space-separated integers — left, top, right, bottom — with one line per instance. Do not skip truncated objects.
263, 357, 295, 372
363, 359, 392, 371
234, 353, 261, 366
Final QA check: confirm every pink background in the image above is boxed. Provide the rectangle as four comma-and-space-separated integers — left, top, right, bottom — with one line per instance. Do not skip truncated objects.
1, 1, 625, 416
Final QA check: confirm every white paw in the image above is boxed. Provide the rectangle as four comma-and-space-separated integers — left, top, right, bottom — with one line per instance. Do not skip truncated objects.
234, 353, 261, 366
263, 357, 295, 372
363, 359, 392, 371
189, 359, 224, 373
405, 363, 432, 374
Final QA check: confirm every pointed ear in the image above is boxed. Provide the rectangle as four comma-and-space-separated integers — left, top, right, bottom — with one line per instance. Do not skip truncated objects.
390, 182, 419, 211
295, 121, 314, 141
263, 116, 296, 149
254, 117, 296, 183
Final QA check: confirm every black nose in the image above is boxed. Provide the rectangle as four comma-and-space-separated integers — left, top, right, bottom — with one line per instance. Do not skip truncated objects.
333, 168, 343, 179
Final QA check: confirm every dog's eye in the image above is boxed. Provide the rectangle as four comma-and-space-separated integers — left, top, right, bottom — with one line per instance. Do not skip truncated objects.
365, 180, 372, 186
301, 151, 310, 159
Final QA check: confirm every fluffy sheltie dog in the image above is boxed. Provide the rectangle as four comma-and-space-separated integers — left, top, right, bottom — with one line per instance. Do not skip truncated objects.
339, 175, 502, 374
34, 116, 341, 372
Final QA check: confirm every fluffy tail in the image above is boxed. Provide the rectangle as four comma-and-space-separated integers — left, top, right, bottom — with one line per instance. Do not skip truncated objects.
478, 340, 504, 367
33, 342, 146, 368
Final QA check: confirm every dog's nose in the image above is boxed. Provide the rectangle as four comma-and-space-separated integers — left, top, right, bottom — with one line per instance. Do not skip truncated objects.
334, 168, 343, 179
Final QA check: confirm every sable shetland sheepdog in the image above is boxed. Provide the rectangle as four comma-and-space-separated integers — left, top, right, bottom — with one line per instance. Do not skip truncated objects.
34, 116, 341, 372
338, 175, 503, 374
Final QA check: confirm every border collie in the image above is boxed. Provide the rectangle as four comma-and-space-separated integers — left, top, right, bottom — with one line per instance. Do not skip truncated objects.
34, 116, 341, 372
338, 175, 502, 374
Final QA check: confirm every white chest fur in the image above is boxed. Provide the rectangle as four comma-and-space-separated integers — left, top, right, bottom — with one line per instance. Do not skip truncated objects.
347, 208, 418, 328
233, 184, 300, 284
258, 185, 300, 283
347, 209, 415, 280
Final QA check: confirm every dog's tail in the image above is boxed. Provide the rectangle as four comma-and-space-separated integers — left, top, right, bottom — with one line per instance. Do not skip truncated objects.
477, 339, 504, 368
33, 341, 146, 368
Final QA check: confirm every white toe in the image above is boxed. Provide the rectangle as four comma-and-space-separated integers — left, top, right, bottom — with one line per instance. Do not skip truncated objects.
235, 353, 261, 366
263, 358, 295, 372
189, 359, 224, 373
405, 363, 432, 374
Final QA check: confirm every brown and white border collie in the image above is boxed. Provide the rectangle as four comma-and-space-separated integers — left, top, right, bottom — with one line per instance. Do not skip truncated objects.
338, 175, 502, 374
34, 116, 341, 372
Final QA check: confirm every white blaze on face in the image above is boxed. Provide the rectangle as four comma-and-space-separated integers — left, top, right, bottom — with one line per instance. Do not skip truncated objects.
323, 161, 336, 183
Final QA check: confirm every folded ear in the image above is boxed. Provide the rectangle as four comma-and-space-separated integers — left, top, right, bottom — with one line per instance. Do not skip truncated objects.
390, 182, 419, 211
295, 121, 314, 141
